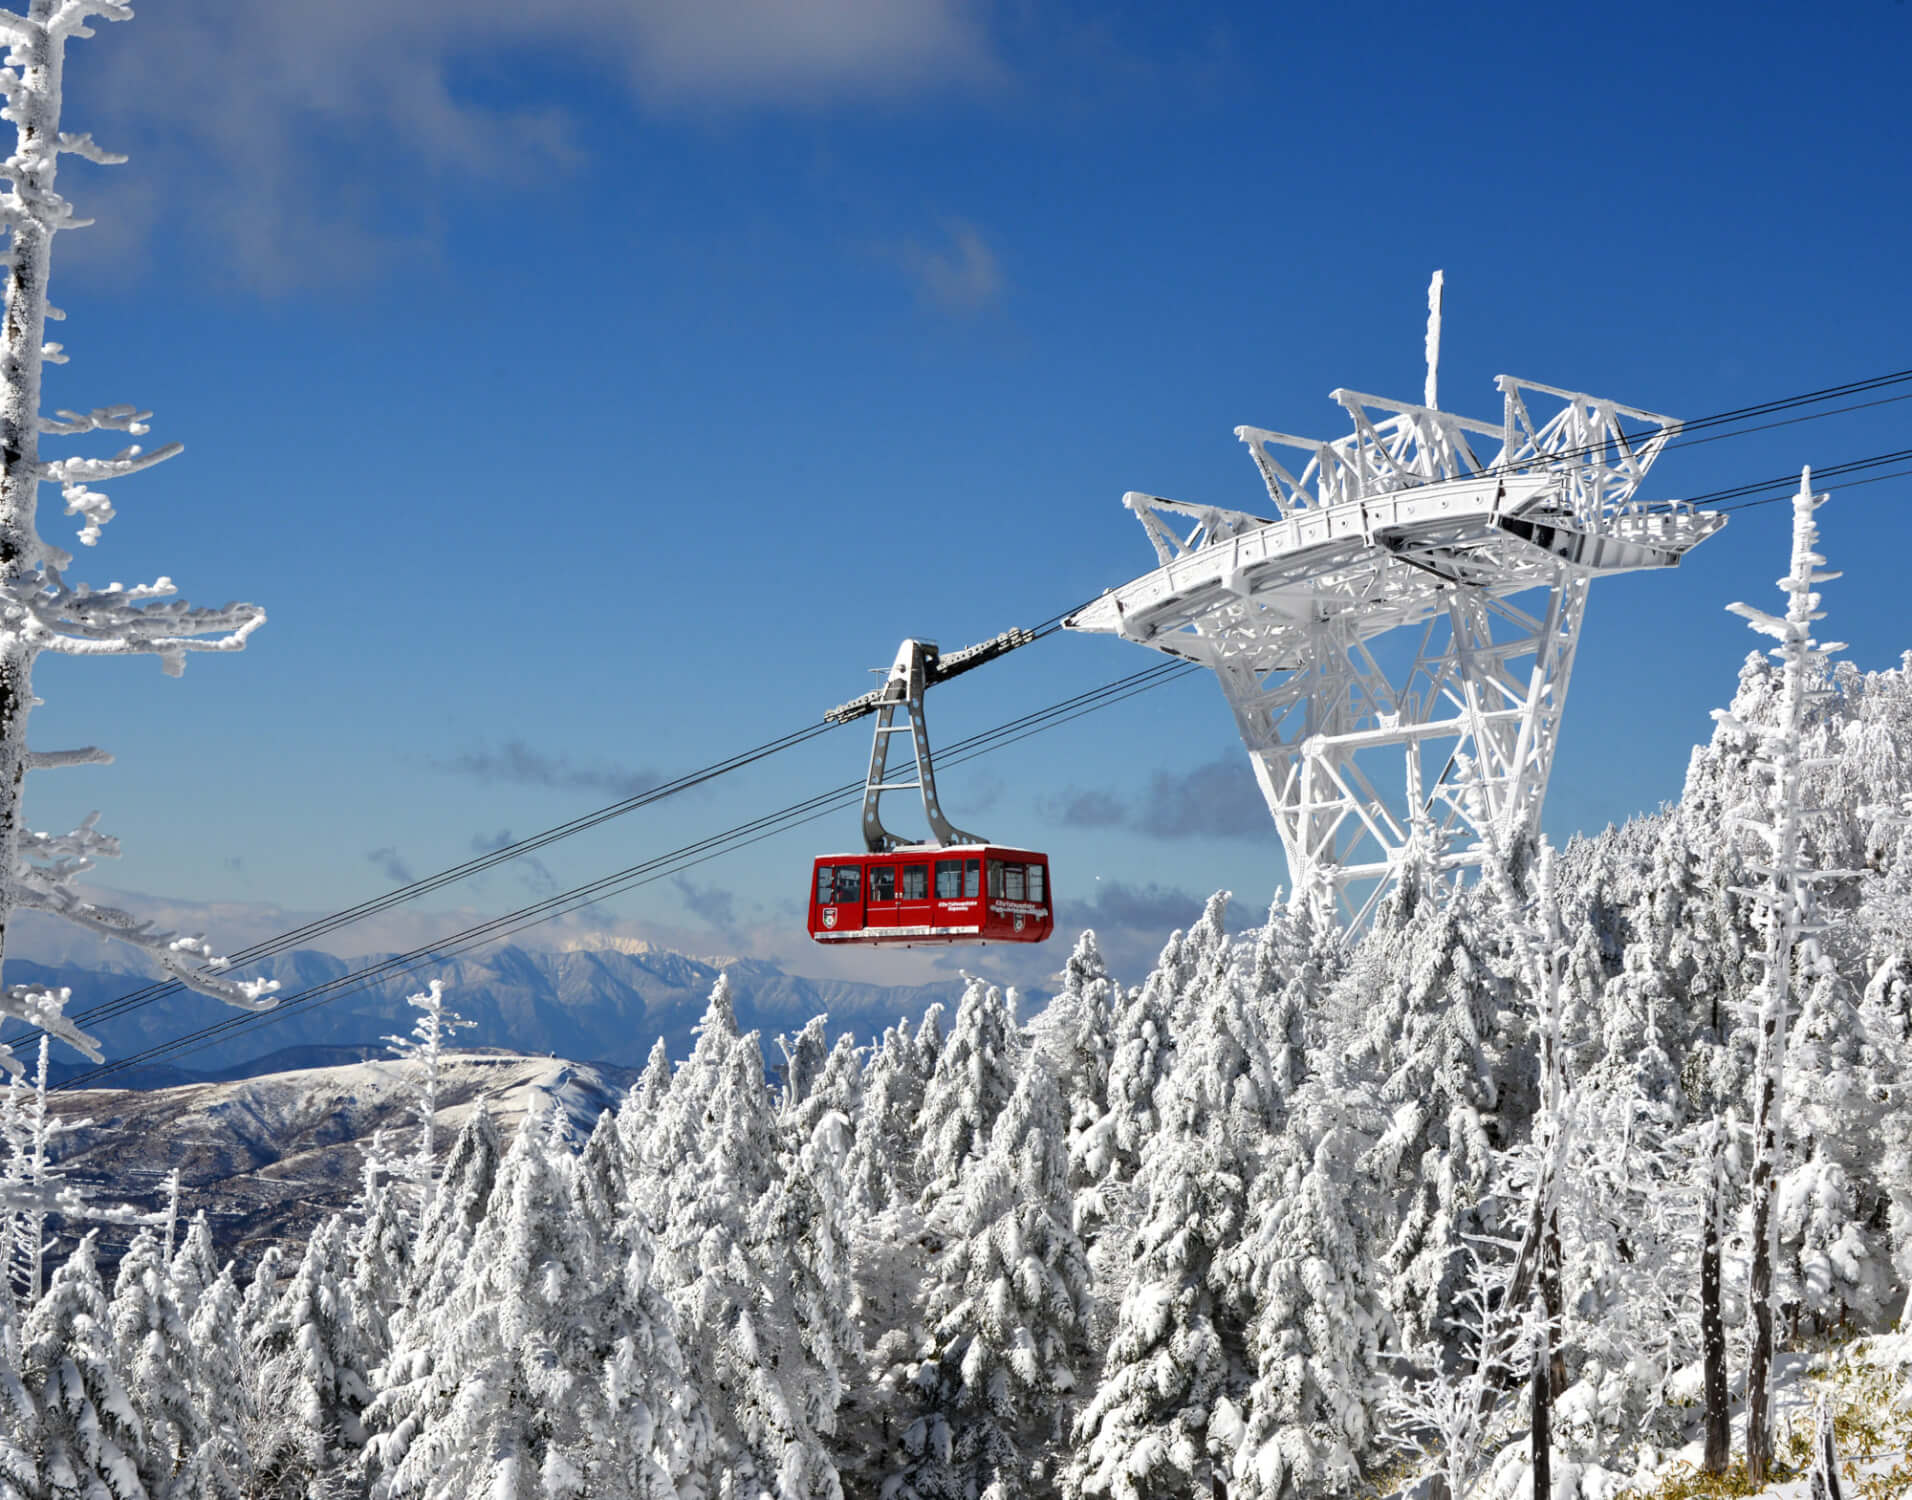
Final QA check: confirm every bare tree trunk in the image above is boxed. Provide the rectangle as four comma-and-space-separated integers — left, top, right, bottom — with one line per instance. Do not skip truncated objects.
1543, 1209, 1566, 1398
1532, 1293, 1552, 1500
1701, 1152, 1730, 1475
1747, 1044, 1780, 1485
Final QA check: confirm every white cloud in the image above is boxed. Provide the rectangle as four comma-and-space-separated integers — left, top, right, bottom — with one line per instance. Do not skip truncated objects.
899, 220, 1006, 313
64, 0, 999, 287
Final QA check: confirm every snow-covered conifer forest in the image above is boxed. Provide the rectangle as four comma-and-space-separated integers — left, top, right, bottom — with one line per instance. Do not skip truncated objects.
2, 562, 1910, 1497
2, 3, 1912, 1499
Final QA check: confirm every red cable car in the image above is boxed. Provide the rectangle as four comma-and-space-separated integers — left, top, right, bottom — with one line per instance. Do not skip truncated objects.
808, 635, 1055, 949
808, 846, 1054, 947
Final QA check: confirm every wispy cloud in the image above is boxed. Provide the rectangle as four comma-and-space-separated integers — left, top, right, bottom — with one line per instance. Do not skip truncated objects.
1046, 757, 1272, 841
897, 220, 1006, 314
672, 876, 739, 935
366, 846, 416, 885
71, 0, 1000, 287
439, 741, 665, 801
471, 829, 556, 895
1048, 788, 1127, 829
1134, 758, 1270, 840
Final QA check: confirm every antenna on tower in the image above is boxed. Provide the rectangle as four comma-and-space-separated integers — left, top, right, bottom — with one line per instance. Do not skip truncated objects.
1424, 269, 1444, 410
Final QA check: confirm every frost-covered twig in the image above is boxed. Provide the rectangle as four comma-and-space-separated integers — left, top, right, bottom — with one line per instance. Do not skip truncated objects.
0, 0, 271, 1025
1385, 1238, 1539, 1500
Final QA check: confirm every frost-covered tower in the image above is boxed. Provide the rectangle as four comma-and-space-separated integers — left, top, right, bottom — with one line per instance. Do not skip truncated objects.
1066, 284, 1724, 923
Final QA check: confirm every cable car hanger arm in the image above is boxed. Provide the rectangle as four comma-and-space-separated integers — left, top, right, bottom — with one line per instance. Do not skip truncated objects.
822, 627, 1035, 725
824, 630, 1034, 853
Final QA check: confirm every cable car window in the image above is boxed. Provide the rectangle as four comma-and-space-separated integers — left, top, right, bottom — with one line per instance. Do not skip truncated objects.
1004, 864, 1026, 901
816, 866, 834, 906
869, 865, 895, 902
900, 864, 929, 900
1028, 864, 1045, 904
965, 859, 981, 897
834, 865, 862, 905
987, 860, 1003, 898
935, 860, 964, 899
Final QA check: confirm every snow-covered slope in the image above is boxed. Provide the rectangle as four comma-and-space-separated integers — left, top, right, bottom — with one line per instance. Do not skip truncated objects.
48, 1050, 632, 1272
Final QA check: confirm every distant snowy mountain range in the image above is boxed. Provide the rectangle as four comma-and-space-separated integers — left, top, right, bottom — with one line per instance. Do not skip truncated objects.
13, 940, 1003, 1089
47, 1052, 636, 1273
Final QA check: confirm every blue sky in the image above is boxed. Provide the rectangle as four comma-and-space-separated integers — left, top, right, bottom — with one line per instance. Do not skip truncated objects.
15, 0, 1912, 990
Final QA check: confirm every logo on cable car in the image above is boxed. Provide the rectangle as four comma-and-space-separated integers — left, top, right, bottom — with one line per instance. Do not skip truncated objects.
822, 907, 838, 929
1013, 914, 1025, 933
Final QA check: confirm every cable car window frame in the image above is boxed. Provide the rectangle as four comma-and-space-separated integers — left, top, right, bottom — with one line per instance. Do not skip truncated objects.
833, 865, 862, 905
1004, 864, 1026, 901
899, 864, 929, 901
869, 865, 896, 902
934, 859, 964, 900
987, 859, 1003, 898
816, 865, 835, 906
1027, 864, 1045, 904
965, 859, 981, 897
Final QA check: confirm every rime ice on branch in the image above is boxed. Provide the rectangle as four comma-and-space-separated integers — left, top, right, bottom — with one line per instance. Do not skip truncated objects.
0, 0, 272, 1023
1716, 467, 1844, 1484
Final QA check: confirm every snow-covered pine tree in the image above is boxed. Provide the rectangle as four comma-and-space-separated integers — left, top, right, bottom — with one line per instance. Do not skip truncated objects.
1080, 955, 1176, 1228
912, 1002, 947, 1086
616, 1036, 674, 1236
1245, 894, 1337, 1111
1777, 950, 1892, 1333
1232, 1072, 1390, 1500
893, 1051, 1089, 1500
249, 1213, 372, 1499
915, 978, 1020, 1211
238, 1243, 283, 1341
778, 1015, 832, 1122
1030, 930, 1118, 1232
367, 1108, 688, 1500
400, 1102, 501, 1320
107, 1227, 200, 1498
1856, 958, 1912, 1317
1350, 872, 1506, 1351
1719, 470, 1844, 1484
566, 1104, 709, 1489
1066, 1063, 1242, 1500
349, 1134, 411, 1375
845, 1018, 918, 1217
20, 1232, 145, 1500
359, 1106, 502, 1485
165, 1211, 219, 1327
384, 981, 472, 1242
184, 1263, 251, 1500
0, 1263, 35, 1500
5, 1033, 86, 1303
765, 1083, 860, 1454
0, 0, 273, 1017
619, 1036, 673, 1162
792, 1031, 862, 1155
654, 978, 840, 1499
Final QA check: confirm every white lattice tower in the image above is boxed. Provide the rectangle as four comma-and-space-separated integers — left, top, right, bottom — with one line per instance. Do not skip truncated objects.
1065, 372, 1726, 924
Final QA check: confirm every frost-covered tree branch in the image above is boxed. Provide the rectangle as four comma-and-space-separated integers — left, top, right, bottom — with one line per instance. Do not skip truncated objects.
1719, 468, 1843, 1484
384, 980, 472, 1240
0, 0, 272, 1029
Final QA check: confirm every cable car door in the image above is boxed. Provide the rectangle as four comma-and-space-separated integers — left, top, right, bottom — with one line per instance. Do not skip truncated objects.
817, 861, 865, 935
895, 859, 932, 934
